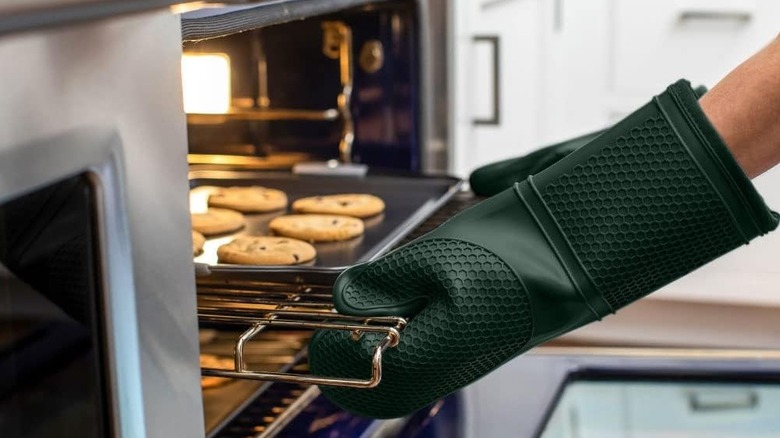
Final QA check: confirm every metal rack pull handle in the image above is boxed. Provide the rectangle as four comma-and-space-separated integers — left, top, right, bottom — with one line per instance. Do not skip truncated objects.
201, 311, 407, 388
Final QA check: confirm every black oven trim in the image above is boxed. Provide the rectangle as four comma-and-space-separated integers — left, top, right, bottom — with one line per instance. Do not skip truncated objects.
181, 0, 394, 42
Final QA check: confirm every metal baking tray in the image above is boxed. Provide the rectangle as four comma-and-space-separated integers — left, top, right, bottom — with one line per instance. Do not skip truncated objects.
191, 169, 463, 282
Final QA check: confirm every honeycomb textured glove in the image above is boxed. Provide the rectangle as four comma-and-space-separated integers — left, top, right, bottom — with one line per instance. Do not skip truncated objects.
469, 85, 709, 197
308, 80, 777, 418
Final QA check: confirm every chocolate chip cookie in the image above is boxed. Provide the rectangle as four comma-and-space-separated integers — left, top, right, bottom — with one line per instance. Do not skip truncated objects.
192, 230, 206, 256
292, 194, 385, 218
208, 186, 288, 213
191, 208, 246, 236
269, 214, 364, 242
217, 236, 317, 265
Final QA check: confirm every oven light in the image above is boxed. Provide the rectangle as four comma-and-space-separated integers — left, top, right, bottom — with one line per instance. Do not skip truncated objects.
181, 53, 231, 114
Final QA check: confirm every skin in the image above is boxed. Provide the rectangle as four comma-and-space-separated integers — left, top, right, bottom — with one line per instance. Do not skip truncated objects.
700, 35, 780, 179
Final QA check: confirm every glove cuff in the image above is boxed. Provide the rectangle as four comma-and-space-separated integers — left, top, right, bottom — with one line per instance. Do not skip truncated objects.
665, 79, 779, 235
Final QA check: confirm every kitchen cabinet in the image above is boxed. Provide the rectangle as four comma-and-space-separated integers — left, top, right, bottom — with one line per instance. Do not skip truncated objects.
450, 0, 546, 177
608, 0, 780, 114
465, 352, 780, 438
538, 381, 780, 438
450, 0, 780, 307
451, 0, 780, 175
624, 383, 780, 436
451, 0, 611, 177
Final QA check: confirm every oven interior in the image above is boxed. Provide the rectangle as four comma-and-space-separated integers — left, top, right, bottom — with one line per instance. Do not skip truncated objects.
182, 2, 470, 436
184, 1, 421, 172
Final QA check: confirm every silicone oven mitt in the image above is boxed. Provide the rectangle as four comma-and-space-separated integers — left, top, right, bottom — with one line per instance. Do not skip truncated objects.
308, 80, 778, 418
469, 85, 709, 197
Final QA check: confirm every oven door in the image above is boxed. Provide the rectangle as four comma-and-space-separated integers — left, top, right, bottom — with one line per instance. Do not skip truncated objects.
0, 128, 141, 437
0, 7, 203, 436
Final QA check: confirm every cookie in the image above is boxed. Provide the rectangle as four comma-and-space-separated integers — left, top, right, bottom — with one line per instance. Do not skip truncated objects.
192, 230, 206, 256
292, 194, 385, 218
269, 214, 364, 242
200, 354, 235, 390
191, 208, 245, 236
208, 186, 288, 213
217, 236, 317, 265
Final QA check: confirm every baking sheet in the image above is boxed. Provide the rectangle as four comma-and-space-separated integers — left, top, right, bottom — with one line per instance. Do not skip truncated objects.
190, 170, 463, 278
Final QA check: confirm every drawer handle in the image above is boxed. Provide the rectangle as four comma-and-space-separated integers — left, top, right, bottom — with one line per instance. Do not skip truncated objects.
687, 389, 759, 412
472, 35, 501, 126
679, 10, 753, 23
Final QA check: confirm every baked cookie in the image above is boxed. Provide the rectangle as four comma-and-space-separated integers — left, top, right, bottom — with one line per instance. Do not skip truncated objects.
208, 186, 288, 213
200, 354, 235, 390
269, 214, 364, 242
192, 208, 245, 236
292, 194, 385, 218
217, 236, 317, 265
192, 230, 206, 256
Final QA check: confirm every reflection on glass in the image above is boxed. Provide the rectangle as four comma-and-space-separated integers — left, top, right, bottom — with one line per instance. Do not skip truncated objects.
0, 175, 108, 437
541, 380, 780, 438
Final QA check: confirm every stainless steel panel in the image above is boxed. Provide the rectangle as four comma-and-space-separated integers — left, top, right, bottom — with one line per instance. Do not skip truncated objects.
0, 11, 202, 437
0, 1, 188, 37
0, 127, 139, 437
418, 0, 449, 174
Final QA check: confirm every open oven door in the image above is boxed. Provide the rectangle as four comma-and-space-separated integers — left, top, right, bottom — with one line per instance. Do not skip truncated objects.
0, 7, 203, 437
0, 128, 141, 437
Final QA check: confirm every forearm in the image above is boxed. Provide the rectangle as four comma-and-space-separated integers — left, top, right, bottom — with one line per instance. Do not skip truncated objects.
700, 35, 780, 179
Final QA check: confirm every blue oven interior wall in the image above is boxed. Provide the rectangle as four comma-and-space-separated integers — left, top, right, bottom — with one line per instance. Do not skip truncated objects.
185, 0, 420, 172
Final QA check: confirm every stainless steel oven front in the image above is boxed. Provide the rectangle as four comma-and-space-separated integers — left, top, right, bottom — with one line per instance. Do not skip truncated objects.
0, 1, 456, 437
0, 5, 202, 437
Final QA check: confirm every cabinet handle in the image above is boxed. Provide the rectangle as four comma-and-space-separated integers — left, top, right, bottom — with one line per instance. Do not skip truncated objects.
472, 35, 501, 126
679, 10, 752, 23
553, 0, 563, 32
687, 389, 758, 412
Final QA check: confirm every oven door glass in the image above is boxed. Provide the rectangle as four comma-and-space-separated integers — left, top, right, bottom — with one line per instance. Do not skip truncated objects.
0, 174, 109, 437
540, 379, 780, 438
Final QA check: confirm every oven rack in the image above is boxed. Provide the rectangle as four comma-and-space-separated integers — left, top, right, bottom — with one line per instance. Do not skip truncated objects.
198, 281, 407, 389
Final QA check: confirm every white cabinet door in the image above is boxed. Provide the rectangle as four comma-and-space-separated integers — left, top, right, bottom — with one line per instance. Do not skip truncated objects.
450, 0, 546, 177
542, 0, 780, 136
537, 0, 613, 144
606, 0, 780, 121
612, 0, 780, 95
625, 383, 780, 437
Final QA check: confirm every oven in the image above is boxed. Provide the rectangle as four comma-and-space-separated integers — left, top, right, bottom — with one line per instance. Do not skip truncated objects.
0, 5, 202, 437
5, 2, 780, 438
0, 1, 466, 437
179, 1, 473, 436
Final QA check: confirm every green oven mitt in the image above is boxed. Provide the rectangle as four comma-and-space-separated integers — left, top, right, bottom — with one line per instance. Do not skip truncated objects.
308, 80, 777, 419
469, 85, 709, 197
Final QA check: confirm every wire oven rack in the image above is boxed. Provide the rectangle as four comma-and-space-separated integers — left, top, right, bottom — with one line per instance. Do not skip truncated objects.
198, 280, 407, 389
